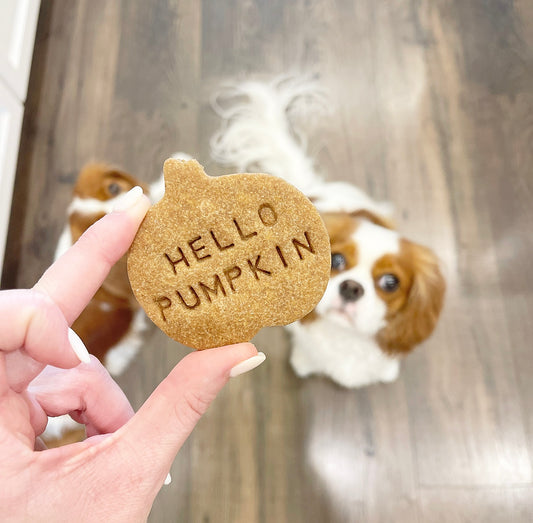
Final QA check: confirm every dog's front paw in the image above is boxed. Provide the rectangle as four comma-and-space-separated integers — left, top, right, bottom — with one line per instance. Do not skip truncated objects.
379, 359, 400, 383
289, 346, 318, 378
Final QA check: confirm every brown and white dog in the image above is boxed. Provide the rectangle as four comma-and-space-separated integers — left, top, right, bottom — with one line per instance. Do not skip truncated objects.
44, 158, 178, 441
210, 77, 445, 388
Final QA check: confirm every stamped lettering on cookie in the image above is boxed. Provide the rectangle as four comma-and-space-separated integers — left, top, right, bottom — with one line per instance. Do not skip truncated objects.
127, 159, 331, 350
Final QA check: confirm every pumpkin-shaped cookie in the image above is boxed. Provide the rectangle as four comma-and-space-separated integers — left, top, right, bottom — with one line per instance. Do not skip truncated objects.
127, 159, 330, 349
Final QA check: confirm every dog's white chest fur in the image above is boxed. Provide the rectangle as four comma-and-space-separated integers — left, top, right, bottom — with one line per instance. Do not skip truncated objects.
288, 318, 399, 388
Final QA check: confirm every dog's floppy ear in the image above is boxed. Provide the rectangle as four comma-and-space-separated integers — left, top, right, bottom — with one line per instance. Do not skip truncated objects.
320, 212, 358, 243
350, 209, 396, 230
377, 240, 445, 354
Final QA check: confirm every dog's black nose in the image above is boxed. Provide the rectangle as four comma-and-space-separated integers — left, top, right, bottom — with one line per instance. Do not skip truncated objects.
339, 280, 365, 302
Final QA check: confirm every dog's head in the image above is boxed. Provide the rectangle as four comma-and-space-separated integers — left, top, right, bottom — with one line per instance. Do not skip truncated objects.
68, 164, 147, 239
68, 164, 148, 301
308, 211, 445, 354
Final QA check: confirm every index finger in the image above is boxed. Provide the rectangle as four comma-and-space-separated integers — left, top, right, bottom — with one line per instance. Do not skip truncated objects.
34, 188, 150, 324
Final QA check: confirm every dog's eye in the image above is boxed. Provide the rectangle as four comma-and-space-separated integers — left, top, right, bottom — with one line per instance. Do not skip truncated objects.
378, 274, 400, 292
331, 253, 347, 271
108, 182, 123, 196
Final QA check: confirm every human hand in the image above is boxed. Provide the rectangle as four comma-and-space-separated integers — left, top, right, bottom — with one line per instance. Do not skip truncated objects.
0, 187, 265, 522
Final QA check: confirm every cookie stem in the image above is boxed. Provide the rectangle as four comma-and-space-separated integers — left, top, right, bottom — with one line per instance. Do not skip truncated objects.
163, 158, 210, 196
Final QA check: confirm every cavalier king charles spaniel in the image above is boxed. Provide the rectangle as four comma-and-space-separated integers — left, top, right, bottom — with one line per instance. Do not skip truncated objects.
210, 76, 445, 388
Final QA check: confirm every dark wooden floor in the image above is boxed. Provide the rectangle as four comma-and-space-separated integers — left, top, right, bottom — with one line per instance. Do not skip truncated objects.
3, 1, 533, 521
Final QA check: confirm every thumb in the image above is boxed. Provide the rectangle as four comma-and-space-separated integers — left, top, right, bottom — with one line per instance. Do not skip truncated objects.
110, 343, 264, 486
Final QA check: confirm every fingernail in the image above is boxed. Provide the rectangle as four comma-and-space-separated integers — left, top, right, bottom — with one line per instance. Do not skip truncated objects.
229, 352, 266, 378
111, 186, 144, 213
68, 328, 91, 364
164, 473, 172, 485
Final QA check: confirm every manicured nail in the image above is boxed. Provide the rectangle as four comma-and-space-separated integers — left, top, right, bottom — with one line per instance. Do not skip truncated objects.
164, 473, 172, 486
229, 352, 266, 377
111, 186, 144, 212
68, 328, 91, 364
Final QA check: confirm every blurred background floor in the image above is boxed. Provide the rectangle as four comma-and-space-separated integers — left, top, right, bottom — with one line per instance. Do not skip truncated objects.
2, 1, 533, 521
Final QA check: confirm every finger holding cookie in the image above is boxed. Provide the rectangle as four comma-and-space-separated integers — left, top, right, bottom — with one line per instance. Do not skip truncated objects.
35, 185, 151, 325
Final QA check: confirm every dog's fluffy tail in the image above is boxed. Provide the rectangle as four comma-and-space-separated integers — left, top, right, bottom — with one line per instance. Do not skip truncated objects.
210, 76, 394, 217
210, 76, 328, 194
